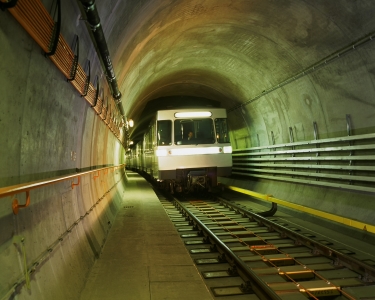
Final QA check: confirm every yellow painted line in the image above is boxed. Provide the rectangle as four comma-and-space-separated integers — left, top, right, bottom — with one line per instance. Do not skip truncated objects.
222, 184, 375, 234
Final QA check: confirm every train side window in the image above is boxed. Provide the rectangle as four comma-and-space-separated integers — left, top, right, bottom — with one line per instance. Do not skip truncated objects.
157, 120, 172, 146
215, 118, 230, 143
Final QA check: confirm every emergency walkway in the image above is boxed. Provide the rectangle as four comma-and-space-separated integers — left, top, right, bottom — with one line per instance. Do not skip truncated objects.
79, 170, 212, 300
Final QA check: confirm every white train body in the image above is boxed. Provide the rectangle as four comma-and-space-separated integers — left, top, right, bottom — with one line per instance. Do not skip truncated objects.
127, 108, 232, 193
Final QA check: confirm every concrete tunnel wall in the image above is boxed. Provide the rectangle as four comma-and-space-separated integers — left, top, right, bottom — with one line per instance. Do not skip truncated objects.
0, 0, 375, 299
0, 1, 127, 298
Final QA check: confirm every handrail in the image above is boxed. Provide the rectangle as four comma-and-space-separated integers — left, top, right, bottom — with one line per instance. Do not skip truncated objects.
0, 164, 125, 214
4, 0, 125, 147
1, 172, 126, 300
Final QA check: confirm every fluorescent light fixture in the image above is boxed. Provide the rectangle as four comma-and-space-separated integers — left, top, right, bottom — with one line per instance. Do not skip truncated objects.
175, 111, 212, 118
223, 146, 232, 153
156, 149, 168, 156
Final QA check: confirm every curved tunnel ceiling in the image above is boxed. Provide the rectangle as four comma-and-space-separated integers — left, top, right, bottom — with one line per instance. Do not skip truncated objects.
98, 0, 375, 142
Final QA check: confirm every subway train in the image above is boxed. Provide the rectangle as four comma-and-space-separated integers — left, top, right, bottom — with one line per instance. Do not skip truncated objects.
126, 108, 232, 193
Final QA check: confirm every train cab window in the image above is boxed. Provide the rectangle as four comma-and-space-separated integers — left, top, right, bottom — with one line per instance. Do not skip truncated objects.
215, 118, 230, 143
157, 120, 172, 145
174, 119, 215, 145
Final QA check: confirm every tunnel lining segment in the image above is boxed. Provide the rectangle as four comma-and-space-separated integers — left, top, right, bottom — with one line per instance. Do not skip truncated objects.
228, 30, 375, 113
0, 168, 126, 300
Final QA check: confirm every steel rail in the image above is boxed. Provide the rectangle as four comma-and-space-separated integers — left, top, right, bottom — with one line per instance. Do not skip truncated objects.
172, 197, 282, 300
0, 164, 125, 214
216, 197, 375, 282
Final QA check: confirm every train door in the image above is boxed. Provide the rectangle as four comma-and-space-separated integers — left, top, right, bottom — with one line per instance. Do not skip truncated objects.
155, 119, 172, 180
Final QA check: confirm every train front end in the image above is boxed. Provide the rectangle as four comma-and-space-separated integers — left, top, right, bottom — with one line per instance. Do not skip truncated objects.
155, 108, 232, 193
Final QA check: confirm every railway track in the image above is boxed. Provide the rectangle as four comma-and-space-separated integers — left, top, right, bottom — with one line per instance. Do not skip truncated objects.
160, 193, 375, 300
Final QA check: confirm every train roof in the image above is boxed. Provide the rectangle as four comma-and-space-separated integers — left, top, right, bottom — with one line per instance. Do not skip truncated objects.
130, 96, 222, 144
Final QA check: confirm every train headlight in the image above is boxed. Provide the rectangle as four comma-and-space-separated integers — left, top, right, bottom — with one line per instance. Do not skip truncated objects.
223, 146, 232, 153
156, 149, 168, 156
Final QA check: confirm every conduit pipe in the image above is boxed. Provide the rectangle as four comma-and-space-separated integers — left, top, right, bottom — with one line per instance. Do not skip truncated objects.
78, 0, 125, 117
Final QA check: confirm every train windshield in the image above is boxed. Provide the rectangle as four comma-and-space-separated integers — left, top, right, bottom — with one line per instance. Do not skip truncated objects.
215, 118, 230, 143
157, 120, 172, 145
174, 118, 215, 145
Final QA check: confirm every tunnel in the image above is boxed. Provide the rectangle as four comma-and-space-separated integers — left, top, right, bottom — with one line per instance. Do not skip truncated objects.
1, 0, 375, 299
